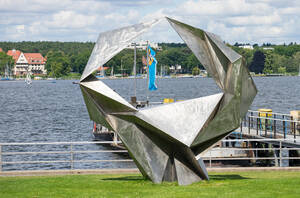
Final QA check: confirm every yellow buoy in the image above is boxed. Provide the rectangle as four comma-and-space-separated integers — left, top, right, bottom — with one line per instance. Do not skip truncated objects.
163, 98, 174, 104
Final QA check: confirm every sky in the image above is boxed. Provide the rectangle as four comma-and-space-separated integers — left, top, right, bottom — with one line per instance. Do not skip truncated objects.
0, 0, 299, 45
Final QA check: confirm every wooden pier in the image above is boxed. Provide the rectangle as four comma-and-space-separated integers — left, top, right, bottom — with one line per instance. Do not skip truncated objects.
235, 110, 300, 147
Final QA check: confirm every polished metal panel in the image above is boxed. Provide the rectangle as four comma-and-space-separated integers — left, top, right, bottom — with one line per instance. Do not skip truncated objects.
80, 18, 162, 82
136, 93, 224, 146
79, 17, 257, 185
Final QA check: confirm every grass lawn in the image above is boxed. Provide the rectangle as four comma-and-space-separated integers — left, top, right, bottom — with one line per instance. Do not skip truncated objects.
0, 171, 300, 198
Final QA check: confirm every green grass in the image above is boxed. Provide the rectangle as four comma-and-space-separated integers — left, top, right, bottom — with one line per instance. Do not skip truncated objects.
0, 171, 300, 198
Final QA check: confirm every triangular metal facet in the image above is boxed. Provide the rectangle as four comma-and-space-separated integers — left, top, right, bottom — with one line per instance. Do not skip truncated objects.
80, 80, 136, 113
107, 115, 169, 183
80, 18, 162, 81
166, 17, 224, 89
137, 93, 224, 146
174, 159, 202, 185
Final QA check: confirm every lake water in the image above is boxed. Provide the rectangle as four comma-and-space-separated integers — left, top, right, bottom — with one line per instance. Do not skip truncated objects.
0, 76, 299, 143
0, 76, 299, 170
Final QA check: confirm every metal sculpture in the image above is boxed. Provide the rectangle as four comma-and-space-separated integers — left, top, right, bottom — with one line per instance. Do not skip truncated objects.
79, 17, 257, 185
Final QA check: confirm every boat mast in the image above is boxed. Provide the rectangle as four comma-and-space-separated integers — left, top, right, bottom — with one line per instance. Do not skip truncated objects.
146, 41, 149, 102
133, 42, 137, 97
4, 64, 8, 78
121, 59, 123, 79
101, 65, 104, 77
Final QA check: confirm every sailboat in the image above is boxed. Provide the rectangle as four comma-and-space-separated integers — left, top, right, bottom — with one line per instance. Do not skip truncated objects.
110, 66, 114, 78
1, 64, 14, 81
96, 65, 106, 79
25, 70, 32, 85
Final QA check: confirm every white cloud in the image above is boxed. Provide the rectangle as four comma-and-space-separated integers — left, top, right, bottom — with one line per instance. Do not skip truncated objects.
0, 0, 70, 13
46, 11, 96, 29
0, 0, 299, 44
180, 0, 271, 16
225, 13, 281, 26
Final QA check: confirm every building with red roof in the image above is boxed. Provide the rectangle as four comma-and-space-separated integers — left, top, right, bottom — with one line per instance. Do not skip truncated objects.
96, 66, 109, 76
6, 49, 47, 76
24, 53, 47, 75
7, 49, 22, 63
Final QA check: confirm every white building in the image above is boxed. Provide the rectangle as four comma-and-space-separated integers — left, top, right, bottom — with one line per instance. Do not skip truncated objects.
127, 40, 162, 51
238, 45, 254, 50
24, 53, 47, 75
15, 52, 29, 75
7, 49, 47, 76
263, 47, 274, 50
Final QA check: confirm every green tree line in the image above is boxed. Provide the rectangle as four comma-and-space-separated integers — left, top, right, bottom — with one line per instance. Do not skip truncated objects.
232, 43, 300, 74
0, 41, 299, 77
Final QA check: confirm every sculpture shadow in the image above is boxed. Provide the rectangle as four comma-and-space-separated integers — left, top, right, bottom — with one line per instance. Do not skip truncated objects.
209, 174, 250, 181
102, 175, 249, 182
102, 175, 146, 181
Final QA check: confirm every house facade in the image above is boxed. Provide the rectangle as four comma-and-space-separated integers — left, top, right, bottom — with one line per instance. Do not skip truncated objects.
126, 40, 162, 51
24, 53, 47, 75
7, 49, 47, 76
15, 52, 28, 75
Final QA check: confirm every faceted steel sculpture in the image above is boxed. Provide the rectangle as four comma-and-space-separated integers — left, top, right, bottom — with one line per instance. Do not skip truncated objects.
79, 17, 257, 185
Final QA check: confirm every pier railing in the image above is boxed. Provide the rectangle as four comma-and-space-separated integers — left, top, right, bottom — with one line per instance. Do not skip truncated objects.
0, 141, 134, 173
0, 139, 299, 173
202, 138, 300, 168
241, 110, 300, 140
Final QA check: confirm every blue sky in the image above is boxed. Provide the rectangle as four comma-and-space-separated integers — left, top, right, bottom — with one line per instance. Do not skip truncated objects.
0, 0, 299, 44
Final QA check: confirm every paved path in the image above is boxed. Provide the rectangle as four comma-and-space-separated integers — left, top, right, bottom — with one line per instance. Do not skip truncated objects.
1, 167, 300, 177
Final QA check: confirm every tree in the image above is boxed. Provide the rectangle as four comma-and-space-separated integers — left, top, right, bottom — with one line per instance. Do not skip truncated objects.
46, 51, 71, 77
277, 51, 300, 73
0, 52, 14, 76
291, 52, 300, 73
263, 50, 274, 74
271, 54, 286, 73
184, 54, 204, 73
278, 66, 286, 74
192, 67, 200, 76
70, 50, 91, 74
249, 50, 265, 74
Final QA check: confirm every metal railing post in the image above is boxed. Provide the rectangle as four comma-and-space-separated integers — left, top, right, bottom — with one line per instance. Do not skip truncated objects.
70, 143, 74, 170
265, 118, 267, 137
294, 121, 296, 143
248, 116, 250, 134
274, 119, 276, 139
283, 119, 286, 139
256, 118, 259, 135
209, 151, 212, 168
240, 120, 243, 133
251, 111, 254, 128
0, 145, 2, 172
279, 141, 282, 167
291, 116, 293, 137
